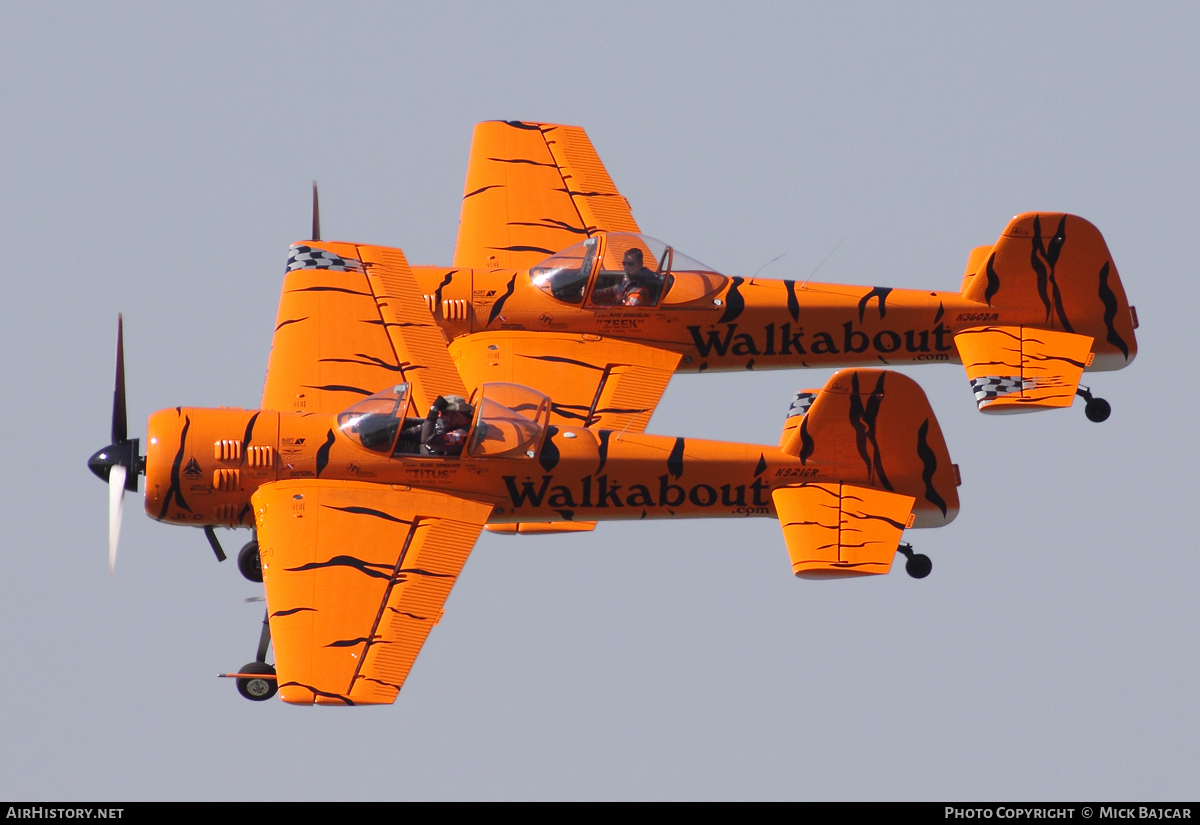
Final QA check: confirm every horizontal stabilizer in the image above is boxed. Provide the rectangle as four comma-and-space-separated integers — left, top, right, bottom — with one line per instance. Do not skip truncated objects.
773, 483, 914, 579
955, 325, 1093, 413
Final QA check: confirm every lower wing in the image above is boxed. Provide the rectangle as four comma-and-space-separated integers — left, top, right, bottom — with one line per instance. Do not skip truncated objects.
253, 480, 492, 705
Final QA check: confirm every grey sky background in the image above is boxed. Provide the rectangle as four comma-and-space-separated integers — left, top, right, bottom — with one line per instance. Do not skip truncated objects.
2, 1, 1197, 800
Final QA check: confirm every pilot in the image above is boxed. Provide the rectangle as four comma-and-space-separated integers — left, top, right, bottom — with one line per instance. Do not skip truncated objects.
420, 395, 474, 457
592, 248, 663, 307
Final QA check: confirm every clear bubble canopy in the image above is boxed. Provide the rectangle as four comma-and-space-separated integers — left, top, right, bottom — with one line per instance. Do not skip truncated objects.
530, 232, 727, 306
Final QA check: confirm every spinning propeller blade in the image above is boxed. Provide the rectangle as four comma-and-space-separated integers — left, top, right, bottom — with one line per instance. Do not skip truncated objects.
109, 464, 126, 573
88, 314, 141, 572
112, 315, 127, 444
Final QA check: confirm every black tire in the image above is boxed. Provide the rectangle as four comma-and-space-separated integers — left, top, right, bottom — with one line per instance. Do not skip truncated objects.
905, 554, 933, 579
238, 541, 263, 583
236, 662, 277, 702
1085, 398, 1111, 423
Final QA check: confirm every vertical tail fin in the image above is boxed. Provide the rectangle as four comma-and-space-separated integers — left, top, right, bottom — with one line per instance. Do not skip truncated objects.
960, 213, 1137, 370
779, 369, 959, 528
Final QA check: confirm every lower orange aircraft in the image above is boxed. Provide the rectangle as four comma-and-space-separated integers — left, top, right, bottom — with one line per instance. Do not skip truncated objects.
389, 121, 1140, 433
88, 241, 960, 706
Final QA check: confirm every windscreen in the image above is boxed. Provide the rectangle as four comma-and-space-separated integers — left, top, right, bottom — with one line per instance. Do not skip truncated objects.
336, 384, 412, 453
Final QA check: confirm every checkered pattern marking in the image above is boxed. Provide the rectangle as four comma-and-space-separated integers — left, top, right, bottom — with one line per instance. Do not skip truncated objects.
786, 390, 817, 419
970, 375, 1030, 404
286, 244, 365, 273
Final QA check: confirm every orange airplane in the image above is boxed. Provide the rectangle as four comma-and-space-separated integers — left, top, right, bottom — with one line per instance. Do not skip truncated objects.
382, 120, 1139, 433
87, 240, 960, 706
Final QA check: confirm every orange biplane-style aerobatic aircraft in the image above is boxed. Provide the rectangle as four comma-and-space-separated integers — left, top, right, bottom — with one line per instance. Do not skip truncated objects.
87, 235, 961, 705
389, 120, 1138, 433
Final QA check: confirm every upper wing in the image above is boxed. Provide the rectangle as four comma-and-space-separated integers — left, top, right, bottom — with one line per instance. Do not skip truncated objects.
253, 479, 493, 705
452, 121, 640, 270
261, 242, 466, 416
448, 331, 681, 434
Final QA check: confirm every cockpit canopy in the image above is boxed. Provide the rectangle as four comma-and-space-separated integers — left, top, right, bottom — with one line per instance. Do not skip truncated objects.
467, 383, 549, 459
336, 382, 549, 460
337, 384, 412, 453
529, 232, 727, 307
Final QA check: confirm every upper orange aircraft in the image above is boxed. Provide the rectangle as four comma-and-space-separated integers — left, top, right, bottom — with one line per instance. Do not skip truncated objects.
88, 240, 960, 706
398, 120, 1138, 431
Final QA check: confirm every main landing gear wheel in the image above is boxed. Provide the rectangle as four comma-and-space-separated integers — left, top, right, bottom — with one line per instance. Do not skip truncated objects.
897, 543, 932, 579
1076, 386, 1111, 423
236, 662, 277, 701
238, 541, 262, 583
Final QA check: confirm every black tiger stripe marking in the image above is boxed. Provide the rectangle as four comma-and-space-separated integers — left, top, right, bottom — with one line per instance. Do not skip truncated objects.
324, 505, 412, 524
667, 437, 685, 479
1097, 261, 1130, 359
315, 429, 336, 477
915, 419, 948, 517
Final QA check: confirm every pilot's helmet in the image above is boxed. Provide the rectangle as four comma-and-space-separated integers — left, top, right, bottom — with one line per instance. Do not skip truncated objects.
442, 395, 473, 415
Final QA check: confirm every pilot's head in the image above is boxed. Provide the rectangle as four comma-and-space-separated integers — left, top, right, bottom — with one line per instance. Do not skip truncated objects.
622, 248, 644, 277
438, 395, 474, 430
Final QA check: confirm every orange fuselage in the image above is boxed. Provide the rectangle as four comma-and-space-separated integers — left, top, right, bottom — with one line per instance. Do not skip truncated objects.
411, 266, 1135, 373
144, 406, 956, 532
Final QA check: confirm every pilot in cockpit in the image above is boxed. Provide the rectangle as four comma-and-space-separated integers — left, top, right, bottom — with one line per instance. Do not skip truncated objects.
591, 247, 664, 307
419, 395, 474, 457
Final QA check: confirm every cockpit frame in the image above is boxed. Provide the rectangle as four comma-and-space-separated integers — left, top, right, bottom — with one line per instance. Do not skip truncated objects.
529, 233, 727, 310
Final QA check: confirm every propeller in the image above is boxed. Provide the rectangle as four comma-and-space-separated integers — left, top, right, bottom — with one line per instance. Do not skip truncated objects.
88, 315, 141, 572
311, 181, 320, 241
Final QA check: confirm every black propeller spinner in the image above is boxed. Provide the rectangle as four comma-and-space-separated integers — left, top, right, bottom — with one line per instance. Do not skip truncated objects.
88, 315, 142, 490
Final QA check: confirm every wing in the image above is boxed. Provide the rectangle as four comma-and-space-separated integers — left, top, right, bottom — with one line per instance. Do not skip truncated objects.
261, 241, 466, 416
448, 331, 681, 434
452, 121, 640, 270
772, 483, 915, 579
253, 479, 493, 705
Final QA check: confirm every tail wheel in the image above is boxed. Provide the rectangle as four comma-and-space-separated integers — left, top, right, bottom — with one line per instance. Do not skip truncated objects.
905, 553, 932, 579
238, 541, 263, 583
236, 662, 277, 701
1085, 398, 1111, 423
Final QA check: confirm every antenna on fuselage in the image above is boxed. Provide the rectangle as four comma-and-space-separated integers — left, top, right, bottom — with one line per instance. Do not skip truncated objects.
311, 181, 321, 241
752, 253, 785, 278
800, 237, 846, 290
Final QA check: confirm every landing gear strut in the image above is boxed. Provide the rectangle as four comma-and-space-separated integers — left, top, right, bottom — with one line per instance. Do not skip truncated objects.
1076, 385, 1111, 423
234, 609, 276, 702
897, 543, 932, 579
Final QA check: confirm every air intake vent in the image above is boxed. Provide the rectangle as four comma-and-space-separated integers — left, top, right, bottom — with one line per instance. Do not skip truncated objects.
423, 294, 437, 315
442, 298, 469, 321
246, 445, 275, 468
213, 468, 240, 492
214, 503, 243, 524
214, 440, 242, 461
